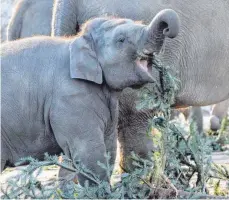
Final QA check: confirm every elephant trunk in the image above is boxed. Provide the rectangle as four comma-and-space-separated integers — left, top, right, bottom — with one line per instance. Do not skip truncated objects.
144, 9, 180, 54
51, 0, 78, 37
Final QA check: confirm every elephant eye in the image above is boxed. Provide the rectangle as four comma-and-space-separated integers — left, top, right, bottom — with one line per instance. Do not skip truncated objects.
117, 35, 126, 44
118, 37, 125, 43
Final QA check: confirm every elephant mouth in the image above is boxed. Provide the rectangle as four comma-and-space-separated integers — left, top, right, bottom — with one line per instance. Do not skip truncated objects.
135, 53, 153, 73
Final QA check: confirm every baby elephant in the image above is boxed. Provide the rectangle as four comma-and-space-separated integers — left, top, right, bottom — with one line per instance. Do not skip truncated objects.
1, 11, 179, 184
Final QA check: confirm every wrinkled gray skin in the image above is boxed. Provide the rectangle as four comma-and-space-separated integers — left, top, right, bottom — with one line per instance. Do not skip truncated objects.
7, 0, 53, 41
52, 0, 229, 172
1, 13, 179, 184
210, 99, 229, 131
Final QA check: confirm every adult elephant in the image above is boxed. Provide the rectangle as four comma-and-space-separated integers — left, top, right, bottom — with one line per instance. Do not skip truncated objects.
7, 0, 53, 41
51, 0, 229, 171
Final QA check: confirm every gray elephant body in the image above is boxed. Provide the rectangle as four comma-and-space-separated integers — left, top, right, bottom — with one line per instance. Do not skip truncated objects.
2, 14, 179, 183
7, 0, 53, 41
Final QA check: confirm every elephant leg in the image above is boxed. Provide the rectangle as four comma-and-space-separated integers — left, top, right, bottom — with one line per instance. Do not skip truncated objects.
210, 99, 229, 131
57, 133, 118, 191
210, 115, 221, 131
211, 99, 229, 119
188, 106, 203, 134
118, 110, 155, 172
104, 129, 118, 170
50, 101, 110, 185
118, 88, 155, 172
54, 139, 108, 186
53, 134, 108, 186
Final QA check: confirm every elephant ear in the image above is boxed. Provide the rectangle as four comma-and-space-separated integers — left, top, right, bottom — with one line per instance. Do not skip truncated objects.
69, 37, 103, 84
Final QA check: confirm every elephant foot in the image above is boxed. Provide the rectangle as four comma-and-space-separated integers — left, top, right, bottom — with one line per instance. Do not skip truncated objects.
58, 167, 78, 197
210, 115, 221, 131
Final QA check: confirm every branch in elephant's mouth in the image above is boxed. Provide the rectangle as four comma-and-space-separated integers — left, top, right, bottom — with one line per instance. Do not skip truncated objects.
135, 56, 153, 73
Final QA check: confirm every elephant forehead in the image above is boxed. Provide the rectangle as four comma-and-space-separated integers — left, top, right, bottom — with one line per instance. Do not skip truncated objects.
101, 18, 133, 30
82, 17, 132, 35
95, 23, 144, 44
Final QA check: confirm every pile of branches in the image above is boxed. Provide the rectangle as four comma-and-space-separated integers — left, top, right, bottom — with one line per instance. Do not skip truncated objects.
1, 56, 229, 199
